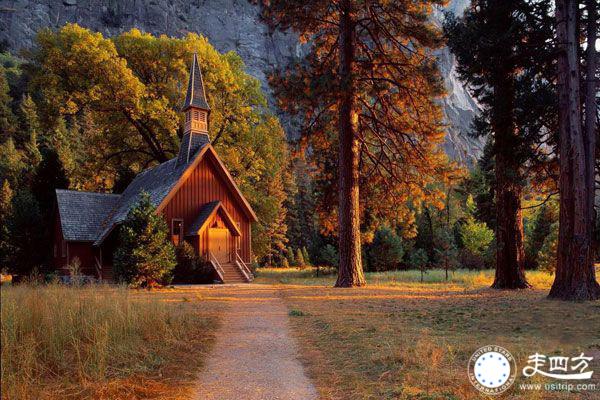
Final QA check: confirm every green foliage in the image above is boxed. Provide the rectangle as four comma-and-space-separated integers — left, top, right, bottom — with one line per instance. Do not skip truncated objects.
367, 226, 404, 272
113, 193, 176, 287
318, 244, 339, 268
537, 222, 558, 274
525, 202, 558, 269
407, 248, 430, 282
459, 218, 494, 257
285, 247, 295, 266
5, 189, 45, 275
0, 65, 17, 139
434, 229, 459, 278
301, 247, 311, 266
174, 242, 214, 283
295, 248, 305, 267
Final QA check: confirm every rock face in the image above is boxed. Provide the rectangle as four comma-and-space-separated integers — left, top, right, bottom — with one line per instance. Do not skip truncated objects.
0, 0, 481, 162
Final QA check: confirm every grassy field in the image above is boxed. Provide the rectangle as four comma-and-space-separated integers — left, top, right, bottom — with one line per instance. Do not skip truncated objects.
258, 268, 600, 400
1, 284, 221, 400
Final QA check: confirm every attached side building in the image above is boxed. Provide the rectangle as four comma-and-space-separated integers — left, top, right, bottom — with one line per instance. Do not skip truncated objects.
54, 54, 257, 283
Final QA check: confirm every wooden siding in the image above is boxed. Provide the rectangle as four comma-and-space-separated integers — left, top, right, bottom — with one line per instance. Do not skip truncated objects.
162, 152, 252, 263
53, 212, 99, 276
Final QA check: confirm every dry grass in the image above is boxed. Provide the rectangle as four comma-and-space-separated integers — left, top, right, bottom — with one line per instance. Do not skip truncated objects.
266, 269, 600, 399
1, 284, 220, 400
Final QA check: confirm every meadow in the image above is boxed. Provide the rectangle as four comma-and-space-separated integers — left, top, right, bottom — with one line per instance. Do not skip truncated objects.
0, 283, 220, 400
258, 268, 600, 400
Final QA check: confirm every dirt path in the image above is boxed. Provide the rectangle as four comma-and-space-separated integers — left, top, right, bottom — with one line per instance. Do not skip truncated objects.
193, 285, 318, 400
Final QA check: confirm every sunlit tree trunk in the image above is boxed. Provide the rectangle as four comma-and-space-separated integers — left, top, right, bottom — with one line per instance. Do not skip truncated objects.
549, 0, 600, 300
335, 0, 365, 287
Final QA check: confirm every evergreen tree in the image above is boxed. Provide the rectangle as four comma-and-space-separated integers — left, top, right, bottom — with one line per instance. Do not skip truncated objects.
0, 65, 16, 140
113, 193, 176, 287
285, 247, 295, 266
295, 248, 305, 268
262, 0, 455, 287
525, 202, 559, 269
445, 0, 556, 289
0, 180, 13, 269
6, 189, 45, 275
0, 138, 25, 188
301, 247, 311, 267
367, 226, 404, 272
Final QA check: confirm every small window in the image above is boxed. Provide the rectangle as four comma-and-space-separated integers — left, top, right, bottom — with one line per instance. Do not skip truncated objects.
198, 111, 206, 122
61, 239, 67, 257
193, 110, 199, 120
54, 243, 58, 257
172, 219, 184, 246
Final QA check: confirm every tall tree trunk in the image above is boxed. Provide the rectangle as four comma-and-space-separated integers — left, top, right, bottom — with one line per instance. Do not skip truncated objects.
335, 0, 365, 287
549, 0, 600, 301
490, 1, 529, 289
584, 0, 598, 245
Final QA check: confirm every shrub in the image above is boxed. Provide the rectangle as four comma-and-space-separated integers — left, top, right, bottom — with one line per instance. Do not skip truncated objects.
281, 257, 290, 268
367, 226, 404, 272
174, 242, 214, 283
113, 193, 176, 287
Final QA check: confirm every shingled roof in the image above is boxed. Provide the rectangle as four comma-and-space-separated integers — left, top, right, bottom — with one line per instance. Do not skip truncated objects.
182, 53, 210, 111
93, 144, 209, 245
56, 190, 121, 242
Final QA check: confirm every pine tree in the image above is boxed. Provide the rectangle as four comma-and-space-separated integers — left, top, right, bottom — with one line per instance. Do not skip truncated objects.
295, 248, 305, 268
444, 0, 556, 289
302, 247, 311, 267
0, 180, 13, 269
0, 65, 16, 140
6, 189, 44, 275
113, 192, 176, 287
262, 0, 454, 286
285, 247, 295, 266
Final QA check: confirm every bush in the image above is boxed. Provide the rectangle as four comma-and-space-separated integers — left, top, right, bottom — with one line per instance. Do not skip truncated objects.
113, 193, 176, 287
281, 257, 290, 268
174, 242, 214, 283
367, 226, 404, 272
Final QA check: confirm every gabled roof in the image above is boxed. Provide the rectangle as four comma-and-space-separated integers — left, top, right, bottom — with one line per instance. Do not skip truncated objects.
93, 143, 256, 245
56, 189, 121, 242
186, 201, 242, 237
182, 53, 210, 111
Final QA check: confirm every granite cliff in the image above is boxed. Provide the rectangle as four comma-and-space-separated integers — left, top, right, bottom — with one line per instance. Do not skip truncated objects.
0, 0, 482, 161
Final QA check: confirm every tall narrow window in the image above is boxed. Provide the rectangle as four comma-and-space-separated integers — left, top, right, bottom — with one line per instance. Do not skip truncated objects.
61, 239, 67, 257
172, 219, 184, 247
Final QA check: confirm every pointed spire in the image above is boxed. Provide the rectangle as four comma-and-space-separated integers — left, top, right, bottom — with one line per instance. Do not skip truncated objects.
182, 53, 210, 112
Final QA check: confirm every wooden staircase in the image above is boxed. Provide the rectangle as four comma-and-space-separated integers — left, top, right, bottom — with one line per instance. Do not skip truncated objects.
208, 251, 253, 284
220, 262, 248, 283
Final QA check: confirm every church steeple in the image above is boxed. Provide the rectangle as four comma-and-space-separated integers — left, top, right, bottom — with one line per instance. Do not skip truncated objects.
178, 53, 210, 165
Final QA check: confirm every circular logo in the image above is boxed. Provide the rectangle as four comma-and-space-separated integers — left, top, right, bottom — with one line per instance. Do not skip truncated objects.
468, 345, 517, 395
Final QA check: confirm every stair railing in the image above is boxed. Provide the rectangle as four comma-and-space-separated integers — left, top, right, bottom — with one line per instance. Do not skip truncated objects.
234, 250, 254, 282
94, 256, 103, 282
208, 251, 225, 283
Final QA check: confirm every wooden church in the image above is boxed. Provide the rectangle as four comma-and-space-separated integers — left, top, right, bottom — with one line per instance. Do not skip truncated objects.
53, 54, 257, 283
